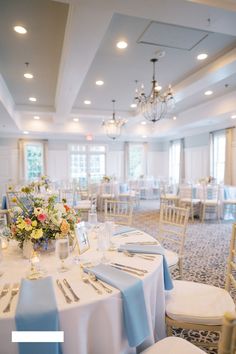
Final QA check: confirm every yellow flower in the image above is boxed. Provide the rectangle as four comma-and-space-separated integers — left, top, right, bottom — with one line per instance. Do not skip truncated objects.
31, 229, 43, 240
32, 220, 37, 227
25, 225, 32, 231
17, 221, 26, 230
11, 197, 17, 203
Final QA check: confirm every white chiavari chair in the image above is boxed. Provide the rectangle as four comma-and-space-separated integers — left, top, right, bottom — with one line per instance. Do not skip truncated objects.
141, 312, 236, 354
179, 184, 201, 221
104, 199, 133, 226
201, 184, 220, 222
165, 223, 236, 349
158, 204, 189, 279
160, 183, 179, 208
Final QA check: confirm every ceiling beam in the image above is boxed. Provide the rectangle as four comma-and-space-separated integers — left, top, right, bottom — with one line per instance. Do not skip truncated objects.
0, 74, 20, 129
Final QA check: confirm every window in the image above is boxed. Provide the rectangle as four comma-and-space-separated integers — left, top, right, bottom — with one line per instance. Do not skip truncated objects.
69, 144, 106, 187
210, 131, 226, 183
24, 142, 44, 181
169, 140, 181, 184
128, 143, 146, 179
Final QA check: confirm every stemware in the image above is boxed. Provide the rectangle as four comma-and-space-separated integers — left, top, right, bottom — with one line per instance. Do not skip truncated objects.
97, 224, 110, 263
56, 238, 70, 272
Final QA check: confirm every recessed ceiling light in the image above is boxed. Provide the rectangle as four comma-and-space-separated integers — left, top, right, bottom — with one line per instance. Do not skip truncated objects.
231, 114, 236, 119
142, 135, 147, 138
33, 116, 40, 120
197, 53, 208, 60
23, 131, 29, 134
130, 103, 137, 108
14, 25, 27, 34
116, 40, 128, 49
173, 116, 177, 120
204, 90, 213, 96
141, 121, 147, 125
95, 80, 104, 86
84, 100, 91, 105
24, 72, 33, 79
29, 97, 37, 102
73, 118, 79, 122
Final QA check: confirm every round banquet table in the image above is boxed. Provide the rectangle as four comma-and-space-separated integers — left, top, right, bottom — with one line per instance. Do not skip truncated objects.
0, 229, 167, 354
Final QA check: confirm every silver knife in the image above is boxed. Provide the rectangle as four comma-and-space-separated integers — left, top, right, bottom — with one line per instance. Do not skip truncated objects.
112, 263, 148, 273
63, 279, 80, 302
56, 279, 72, 304
111, 265, 144, 276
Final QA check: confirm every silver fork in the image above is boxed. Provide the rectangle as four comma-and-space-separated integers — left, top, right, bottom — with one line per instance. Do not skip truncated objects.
0, 284, 10, 300
3, 283, 20, 313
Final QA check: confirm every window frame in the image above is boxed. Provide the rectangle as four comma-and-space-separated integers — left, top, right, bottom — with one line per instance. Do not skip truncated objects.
68, 143, 107, 185
23, 141, 45, 181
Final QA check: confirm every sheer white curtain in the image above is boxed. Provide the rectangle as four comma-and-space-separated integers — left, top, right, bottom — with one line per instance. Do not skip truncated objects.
224, 128, 233, 185
210, 130, 226, 183
169, 139, 181, 184
179, 138, 185, 184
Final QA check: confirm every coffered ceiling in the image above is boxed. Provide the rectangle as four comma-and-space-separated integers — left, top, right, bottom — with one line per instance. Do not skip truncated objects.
0, 0, 236, 141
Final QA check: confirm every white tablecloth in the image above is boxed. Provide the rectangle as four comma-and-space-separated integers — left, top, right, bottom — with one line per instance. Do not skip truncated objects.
0, 230, 166, 354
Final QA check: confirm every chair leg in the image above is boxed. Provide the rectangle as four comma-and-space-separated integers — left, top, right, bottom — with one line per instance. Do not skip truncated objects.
166, 323, 172, 337
179, 259, 183, 280
201, 204, 205, 222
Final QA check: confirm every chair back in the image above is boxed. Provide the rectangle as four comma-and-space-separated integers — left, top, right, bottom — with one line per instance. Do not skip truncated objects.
204, 184, 219, 201
225, 223, 236, 292
59, 189, 75, 206
104, 199, 133, 226
179, 185, 193, 200
158, 204, 189, 258
218, 312, 236, 354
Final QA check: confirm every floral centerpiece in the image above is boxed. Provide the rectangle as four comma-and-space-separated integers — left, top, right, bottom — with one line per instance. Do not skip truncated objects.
9, 188, 80, 250
102, 175, 111, 183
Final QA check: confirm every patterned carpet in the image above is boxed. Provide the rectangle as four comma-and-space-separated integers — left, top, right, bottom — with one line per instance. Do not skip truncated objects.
116, 200, 234, 353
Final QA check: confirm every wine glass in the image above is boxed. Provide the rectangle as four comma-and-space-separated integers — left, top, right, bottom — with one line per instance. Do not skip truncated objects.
56, 238, 70, 272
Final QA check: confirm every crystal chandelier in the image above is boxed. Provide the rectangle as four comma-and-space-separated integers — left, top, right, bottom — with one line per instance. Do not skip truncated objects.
102, 99, 126, 140
134, 58, 175, 123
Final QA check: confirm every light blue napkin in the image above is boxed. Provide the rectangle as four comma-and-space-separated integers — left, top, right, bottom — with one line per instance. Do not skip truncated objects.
118, 244, 173, 291
84, 263, 150, 347
15, 277, 62, 354
113, 226, 136, 236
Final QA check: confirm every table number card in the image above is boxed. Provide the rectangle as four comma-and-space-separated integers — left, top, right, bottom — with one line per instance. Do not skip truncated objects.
75, 222, 90, 254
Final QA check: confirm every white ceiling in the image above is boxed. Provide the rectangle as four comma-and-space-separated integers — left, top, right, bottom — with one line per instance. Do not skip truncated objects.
0, 0, 236, 142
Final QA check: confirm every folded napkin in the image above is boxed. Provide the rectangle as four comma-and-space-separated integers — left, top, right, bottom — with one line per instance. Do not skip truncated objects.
113, 226, 136, 236
1, 195, 7, 210
84, 263, 150, 347
15, 277, 62, 354
118, 244, 173, 291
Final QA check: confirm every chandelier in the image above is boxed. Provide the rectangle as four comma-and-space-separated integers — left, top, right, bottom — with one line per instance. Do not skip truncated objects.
102, 99, 126, 140
134, 58, 175, 123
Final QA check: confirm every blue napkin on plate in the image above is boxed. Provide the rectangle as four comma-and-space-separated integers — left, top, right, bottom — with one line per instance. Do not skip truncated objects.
84, 263, 150, 347
118, 244, 173, 291
15, 277, 62, 354
113, 226, 136, 236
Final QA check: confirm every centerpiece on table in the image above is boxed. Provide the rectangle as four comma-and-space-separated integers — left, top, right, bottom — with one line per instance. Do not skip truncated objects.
102, 175, 111, 183
9, 185, 80, 258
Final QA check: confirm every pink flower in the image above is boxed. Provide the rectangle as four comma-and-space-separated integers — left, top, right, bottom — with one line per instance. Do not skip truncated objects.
37, 213, 47, 222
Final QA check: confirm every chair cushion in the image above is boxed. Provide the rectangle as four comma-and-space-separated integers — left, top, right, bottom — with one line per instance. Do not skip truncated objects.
142, 337, 205, 354
75, 201, 91, 210
223, 199, 236, 205
202, 199, 219, 205
164, 249, 179, 267
180, 198, 200, 204
166, 280, 235, 325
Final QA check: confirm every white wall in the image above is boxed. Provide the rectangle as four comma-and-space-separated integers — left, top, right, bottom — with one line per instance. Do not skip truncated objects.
184, 133, 209, 182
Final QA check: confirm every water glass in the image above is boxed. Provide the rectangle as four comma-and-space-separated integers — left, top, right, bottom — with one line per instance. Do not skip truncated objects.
88, 212, 97, 225
97, 224, 110, 263
56, 238, 70, 272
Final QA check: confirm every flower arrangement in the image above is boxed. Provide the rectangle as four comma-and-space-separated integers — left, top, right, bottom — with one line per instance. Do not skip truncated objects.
102, 175, 111, 183
198, 176, 215, 184
9, 189, 80, 249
